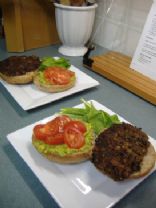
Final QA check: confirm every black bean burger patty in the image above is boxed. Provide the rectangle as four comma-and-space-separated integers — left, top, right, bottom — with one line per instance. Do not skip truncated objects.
0, 55, 41, 76
91, 123, 150, 181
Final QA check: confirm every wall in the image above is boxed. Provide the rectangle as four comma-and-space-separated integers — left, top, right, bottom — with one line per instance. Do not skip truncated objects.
92, 0, 153, 56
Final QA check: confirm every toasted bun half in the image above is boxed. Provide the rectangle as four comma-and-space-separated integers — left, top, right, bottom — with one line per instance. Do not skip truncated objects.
33, 74, 76, 93
130, 143, 156, 179
0, 71, 37, 84
32, 129, 94, 164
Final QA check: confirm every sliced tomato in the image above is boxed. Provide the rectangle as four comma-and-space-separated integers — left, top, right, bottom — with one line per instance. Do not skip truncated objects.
44, 121, 59, 136
34, 119, 60, 141
45, 133, 64, 145
44, 67, 55, 81
44, 67, 74, 85
34, 116, 87, 148
64, 120, 87, 133
52, 71, 71, 85
33, 124, 48, 140
64, 127, 85, 149
53, 115, 72, 133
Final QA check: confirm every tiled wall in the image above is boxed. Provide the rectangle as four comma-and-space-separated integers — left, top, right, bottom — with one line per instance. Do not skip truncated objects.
92, 0, 153, 56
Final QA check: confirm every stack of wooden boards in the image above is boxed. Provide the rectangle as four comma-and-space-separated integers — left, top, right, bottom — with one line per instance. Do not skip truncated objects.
85, 51, 156, 105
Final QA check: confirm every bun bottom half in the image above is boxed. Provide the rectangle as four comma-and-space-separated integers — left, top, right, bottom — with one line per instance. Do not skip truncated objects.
32, 135, 92, 164
130, 143, 156, 179
33, 75, 76, 93
0, 71, 36, 84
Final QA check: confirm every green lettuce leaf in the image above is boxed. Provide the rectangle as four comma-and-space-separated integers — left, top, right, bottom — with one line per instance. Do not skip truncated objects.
39, 57, 71, 71
61, 99, 121, 135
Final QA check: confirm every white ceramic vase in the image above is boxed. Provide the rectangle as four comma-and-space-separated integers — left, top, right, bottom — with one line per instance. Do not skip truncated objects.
54, 3, 98, 56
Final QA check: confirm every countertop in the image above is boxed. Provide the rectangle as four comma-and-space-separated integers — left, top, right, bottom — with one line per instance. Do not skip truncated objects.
0, 40, 156, 208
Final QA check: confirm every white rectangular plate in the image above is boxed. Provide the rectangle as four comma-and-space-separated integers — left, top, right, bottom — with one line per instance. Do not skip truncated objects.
0, 64, 99, 110
7, 100, 156, 208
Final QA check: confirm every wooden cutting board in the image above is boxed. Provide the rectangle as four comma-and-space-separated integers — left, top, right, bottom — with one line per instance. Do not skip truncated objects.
84, 51, 156, 105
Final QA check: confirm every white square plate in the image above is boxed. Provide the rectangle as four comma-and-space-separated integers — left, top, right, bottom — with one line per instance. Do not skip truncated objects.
7, 100, 156, 208
0, 64, 99, 110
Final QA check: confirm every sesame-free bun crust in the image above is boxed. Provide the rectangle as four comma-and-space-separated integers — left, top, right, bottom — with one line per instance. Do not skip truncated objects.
0, 71, 37, 84
33, 73, 76, 93
130, 143, 156, 179
32, 134, 93, 164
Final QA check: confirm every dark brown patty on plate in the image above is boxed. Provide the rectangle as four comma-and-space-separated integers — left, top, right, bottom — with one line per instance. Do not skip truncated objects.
0, 55, 40, 76
91, 123, 155, 181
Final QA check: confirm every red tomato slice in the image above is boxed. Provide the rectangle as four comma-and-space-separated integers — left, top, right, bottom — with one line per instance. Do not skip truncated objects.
52, 71, 71, 85
46, 120, 59, 136
45, 133, 64, 145
44, 67, 74, 85
34, 119, 60, 141
44, 67, 55, 81
53, 115, 72, 133
34, 115, 77, 146
64, 127, 85, 149
64, 120, 87, 133
33, 124, 48, 140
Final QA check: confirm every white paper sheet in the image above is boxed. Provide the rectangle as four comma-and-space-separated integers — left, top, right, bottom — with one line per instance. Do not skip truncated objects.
130, 1, 156, 81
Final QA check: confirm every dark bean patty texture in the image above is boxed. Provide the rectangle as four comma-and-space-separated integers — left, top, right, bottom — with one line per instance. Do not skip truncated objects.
0, 56, 40, 76
91, 123, 149, 181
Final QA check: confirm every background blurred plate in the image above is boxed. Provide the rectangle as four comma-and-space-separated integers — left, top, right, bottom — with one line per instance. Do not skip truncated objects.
0, 64, 99, 110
